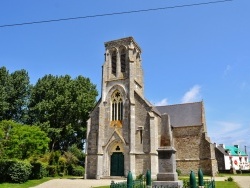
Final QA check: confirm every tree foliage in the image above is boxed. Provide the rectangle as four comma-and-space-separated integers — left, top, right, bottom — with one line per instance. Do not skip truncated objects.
0, 67, 31, 123
0, 120, 50, 160
28, 74, 98, 151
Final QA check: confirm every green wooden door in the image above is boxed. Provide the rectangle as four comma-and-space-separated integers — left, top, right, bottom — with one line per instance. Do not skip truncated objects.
110, 152, 124, 176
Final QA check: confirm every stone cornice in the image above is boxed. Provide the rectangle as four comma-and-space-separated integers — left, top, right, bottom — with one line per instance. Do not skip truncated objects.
104, 36, 141, 53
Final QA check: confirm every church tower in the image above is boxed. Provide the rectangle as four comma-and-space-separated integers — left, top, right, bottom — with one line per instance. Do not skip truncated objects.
85, 37, 159, 179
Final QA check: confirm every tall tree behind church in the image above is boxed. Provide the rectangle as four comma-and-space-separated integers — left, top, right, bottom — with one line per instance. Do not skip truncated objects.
0, 67, 31, 123
28, 74, 98, 152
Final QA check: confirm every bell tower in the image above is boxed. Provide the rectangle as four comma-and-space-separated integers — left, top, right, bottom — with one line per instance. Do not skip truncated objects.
96, 37, 145, 178
101, 37, 144, 103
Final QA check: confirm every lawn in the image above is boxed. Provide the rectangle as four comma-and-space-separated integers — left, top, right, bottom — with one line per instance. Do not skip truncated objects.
216, 181, 240, 188
0, 177, 53, 188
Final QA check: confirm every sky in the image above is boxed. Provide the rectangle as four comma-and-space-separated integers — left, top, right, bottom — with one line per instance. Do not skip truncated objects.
1, 0, 250, 155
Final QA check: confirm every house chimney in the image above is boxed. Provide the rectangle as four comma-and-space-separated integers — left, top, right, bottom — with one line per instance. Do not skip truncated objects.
234, 145, 239, 149
219, 144, 225, 148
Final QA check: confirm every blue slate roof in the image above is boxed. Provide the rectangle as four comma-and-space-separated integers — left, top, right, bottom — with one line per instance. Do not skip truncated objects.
155, 102, 203, 127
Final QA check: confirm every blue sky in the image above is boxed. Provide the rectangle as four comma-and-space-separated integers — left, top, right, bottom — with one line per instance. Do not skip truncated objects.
1, 0, 250, 155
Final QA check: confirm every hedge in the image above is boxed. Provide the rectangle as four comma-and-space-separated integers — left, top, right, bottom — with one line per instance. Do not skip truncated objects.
0, 159, 32, 183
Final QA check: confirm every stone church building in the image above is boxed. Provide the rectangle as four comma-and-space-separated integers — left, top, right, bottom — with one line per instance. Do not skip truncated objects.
84, 37, 217, 179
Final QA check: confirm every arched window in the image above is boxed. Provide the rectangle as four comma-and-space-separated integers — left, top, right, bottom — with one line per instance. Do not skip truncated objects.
111, 50, 117, 75
120, 49, 126, 73
111, 90, 123, 121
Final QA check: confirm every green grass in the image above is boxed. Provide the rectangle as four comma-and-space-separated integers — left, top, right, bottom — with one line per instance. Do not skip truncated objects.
0, 177, 53, 188
0, 176, 83, 188
216, 181, 240, 188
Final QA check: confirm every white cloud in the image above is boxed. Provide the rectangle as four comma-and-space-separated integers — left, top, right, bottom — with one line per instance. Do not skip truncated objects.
209, 121, 250, 147
223, 64, 232, 77
181, 85, 201, 103
154, 98, 168, 106
240, 81, 248, 90
216, 121, 242, 133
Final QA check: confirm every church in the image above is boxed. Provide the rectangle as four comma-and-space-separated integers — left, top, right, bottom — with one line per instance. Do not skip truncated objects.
84, 37, 217, 179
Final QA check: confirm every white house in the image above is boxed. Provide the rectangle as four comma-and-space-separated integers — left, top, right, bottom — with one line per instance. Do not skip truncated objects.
215, 144, 249, 171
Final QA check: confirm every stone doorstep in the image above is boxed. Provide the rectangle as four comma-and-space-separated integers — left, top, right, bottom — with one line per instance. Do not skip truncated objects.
101, 176, 126, 180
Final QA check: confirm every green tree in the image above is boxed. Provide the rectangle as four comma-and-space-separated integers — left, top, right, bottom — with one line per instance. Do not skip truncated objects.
0, 120, 49, 159
0, 67, 31, 123
28, 74, 98, 151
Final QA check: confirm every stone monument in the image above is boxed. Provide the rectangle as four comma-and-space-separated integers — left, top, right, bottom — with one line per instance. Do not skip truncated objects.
152, 113, 183, 188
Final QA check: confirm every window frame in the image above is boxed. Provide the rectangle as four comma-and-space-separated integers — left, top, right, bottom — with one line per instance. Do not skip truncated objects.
111, 90, 123, 122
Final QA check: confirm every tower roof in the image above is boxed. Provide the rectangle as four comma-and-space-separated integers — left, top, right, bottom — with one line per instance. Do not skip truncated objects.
104, 36, 141, 53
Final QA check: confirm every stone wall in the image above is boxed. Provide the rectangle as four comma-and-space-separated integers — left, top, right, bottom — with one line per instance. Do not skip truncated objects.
215, 147, 226, 171
86, 155, 97, 179
87, 107, 99, 154
135, 154, 151, 176
134, 92, 151, 154
173, 126, 217, 175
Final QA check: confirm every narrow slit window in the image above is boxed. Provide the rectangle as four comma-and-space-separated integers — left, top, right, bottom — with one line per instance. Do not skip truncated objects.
120, 49, 126, 73
112, 51, 117, 75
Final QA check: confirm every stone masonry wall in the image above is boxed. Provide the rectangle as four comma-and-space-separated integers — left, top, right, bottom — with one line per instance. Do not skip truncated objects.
86, 155, 97, 179
173, 126, 202, 160
173, 126, 216, 175
87, 107, 99, 155
135, 154, 151, 176
86, 104, 99, 178
134, 92, 151, 154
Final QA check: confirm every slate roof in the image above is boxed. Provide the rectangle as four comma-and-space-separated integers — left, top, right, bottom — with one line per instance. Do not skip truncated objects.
216, 145, 230, 156
155, 102, 203, 127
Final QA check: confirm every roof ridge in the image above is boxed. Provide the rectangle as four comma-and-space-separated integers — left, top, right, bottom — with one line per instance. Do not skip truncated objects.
155, 101, 202, 107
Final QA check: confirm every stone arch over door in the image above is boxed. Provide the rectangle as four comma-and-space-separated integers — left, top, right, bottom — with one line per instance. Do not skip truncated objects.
103, 139, 126, 177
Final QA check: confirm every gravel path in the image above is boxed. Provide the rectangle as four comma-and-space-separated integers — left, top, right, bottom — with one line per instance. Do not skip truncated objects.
31, 178, 125, 188
31, 176, 250, 188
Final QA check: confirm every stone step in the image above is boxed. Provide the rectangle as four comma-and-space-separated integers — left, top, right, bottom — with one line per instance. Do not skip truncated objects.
101, 176, 126, 180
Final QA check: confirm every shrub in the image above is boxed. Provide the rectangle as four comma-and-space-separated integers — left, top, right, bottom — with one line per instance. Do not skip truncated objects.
182, 179, 189, 187
48, 151, 61, 165
58, 156, 67, 175
63, 151, 79, 166
71, 165, 85, 176
176, 169, 181, 176
7, 161, 32, 183
46, 165, 57, 177
68, 144, 85, 164
67, 165, 84, 176
136, 174, 144, 180
227, 176, 234, 182
30, 161, 46, 179
0, 159, 15, 182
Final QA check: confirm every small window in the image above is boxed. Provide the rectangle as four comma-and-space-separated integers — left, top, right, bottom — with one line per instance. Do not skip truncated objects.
111, 51, 117, 75
120, 49, 126, 73
111, 90, 123, 121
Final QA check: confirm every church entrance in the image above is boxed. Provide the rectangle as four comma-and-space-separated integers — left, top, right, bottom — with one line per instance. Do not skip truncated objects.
110, 152, 124, 176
